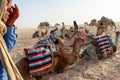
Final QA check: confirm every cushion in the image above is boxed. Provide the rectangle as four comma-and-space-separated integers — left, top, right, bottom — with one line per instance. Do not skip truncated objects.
94, 35, 111, 54
24, 46, 52, 75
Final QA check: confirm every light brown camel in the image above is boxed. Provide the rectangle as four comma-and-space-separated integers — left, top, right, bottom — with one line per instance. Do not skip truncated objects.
89, 17, 116, 28
16, 30, 91, 80
88, 17, 116, 35
96, 26, 106, 36
99, 16, 116, 32
41, 29, 48, 37
88, 19, 99, 27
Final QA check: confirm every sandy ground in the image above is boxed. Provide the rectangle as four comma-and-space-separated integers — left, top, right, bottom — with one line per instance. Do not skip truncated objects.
11, 24, 120, 80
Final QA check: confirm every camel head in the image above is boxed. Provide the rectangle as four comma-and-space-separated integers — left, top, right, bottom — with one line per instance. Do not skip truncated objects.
89, 19, 97, 26
99, 16, 117, 32
96, 26, 106, 36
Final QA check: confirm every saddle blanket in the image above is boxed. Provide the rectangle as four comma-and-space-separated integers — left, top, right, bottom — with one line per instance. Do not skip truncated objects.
24, 46, 52, 74
94, 35, 111, 54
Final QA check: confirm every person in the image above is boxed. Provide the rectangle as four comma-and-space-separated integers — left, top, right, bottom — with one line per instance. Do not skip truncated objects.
3, 0, 19, 52
0, 0, 22, 80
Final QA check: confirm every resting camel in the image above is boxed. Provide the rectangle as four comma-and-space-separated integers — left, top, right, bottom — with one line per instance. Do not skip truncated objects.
81, 31, 117, 60
76, 20, 118, 60
16, 29, 91, 80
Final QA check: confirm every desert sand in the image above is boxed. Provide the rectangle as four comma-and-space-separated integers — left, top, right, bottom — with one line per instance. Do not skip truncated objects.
11, 23, 120, 80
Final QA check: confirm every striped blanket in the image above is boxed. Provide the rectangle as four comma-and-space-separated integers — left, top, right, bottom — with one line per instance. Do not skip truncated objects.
94, 35, 111, 54
24, 46, 52, 75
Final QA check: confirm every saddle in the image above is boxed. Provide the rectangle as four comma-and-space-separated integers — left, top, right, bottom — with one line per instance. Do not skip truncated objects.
24, 46, 53, 76
24, 37, 57, 76
94, 35, 112, 57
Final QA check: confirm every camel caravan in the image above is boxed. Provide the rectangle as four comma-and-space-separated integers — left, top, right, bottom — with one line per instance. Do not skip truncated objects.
16, 16, 120, 80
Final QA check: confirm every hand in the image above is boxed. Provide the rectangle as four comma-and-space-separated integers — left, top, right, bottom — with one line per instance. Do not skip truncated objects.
6, 4, 19, 27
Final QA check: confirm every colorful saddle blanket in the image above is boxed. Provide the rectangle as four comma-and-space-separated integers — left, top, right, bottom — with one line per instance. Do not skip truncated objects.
34, 36, 57, 52
24, 46, 52, 75
94, 35, 111, 54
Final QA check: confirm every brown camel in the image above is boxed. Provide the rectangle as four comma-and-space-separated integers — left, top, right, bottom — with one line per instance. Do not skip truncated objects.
56, 29, 92, 65
32, 29, 48, 38
16, 29, 91, 80
16, 45, 69, 80
16, 37, 72, 80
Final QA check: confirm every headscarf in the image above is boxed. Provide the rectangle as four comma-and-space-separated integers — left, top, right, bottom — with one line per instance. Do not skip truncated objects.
0, 0, 23, 80
0, 0, 6, 35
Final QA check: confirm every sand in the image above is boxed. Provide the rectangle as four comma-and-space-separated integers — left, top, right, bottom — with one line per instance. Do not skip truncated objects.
10, 25, 120, 80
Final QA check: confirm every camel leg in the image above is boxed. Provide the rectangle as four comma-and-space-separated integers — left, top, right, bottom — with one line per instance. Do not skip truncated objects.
53, 53, 69, 73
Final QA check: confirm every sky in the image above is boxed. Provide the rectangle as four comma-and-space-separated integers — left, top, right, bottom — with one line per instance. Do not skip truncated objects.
12, 0, 120, 28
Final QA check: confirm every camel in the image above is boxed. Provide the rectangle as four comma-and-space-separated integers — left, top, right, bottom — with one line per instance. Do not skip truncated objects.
88, 17, 116, 35
16, 41, 70, 80
81, 30, 120, 60
88, 19, 99, 27
89, 17, 116, 28
96, 25, 107, 36
32, 29, 48, 38
99, 16, 116, 32
84, 20, 98, 36
16, 29, 91, 80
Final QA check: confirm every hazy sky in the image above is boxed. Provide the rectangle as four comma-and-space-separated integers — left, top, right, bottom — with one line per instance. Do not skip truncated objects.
12, 0, 120, 28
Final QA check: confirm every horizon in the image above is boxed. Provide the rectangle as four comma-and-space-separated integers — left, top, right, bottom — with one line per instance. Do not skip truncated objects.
13, 0, 120, 28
